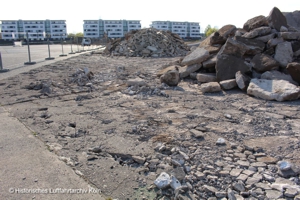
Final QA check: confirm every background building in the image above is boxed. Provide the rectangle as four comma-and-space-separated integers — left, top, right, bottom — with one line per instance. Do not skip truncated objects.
83, 19, 141, 38
0, 20, 67, 40
150, 21, 201, 39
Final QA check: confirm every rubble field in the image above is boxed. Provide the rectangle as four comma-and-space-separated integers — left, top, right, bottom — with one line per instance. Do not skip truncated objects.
1, 6, 300, 200
0, 52, 299, 199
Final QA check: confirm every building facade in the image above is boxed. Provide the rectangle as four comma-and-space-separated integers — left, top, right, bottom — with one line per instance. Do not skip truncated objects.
0, 20, 67, 40
150, 21, 201, 39
83, 19, 141, 38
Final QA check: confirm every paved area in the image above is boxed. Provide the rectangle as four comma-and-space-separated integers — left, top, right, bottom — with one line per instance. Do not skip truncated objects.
0, 44, 98, 70
0, 107, 106, 200
0, 51, 106, 200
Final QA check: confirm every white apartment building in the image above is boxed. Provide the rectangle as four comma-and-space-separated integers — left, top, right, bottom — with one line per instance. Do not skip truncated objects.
83, 19, 141, 38
0, 19, 67, 40
150, 21, 201, 39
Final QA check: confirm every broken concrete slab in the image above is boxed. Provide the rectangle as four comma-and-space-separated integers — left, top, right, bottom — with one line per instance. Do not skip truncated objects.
268, 7, 288, 31
179, 64, 201, 78
251, 53, 280, 72
274, 42, 293, 67
217, 37, 248, 58
287, 62, 300, 84
243, 15, 269, 32
242, 27, 272, 39
181, 47, 210, 66
219, 79, 238, 90
200, 82, 222, 93
235, 36, 265, 55
247, 79, 300, 101
236, 71, 251, 90
261, 70, 299, 86
196, 73, 217, 83
216, 54, 252, 81
279, 32, 300, 40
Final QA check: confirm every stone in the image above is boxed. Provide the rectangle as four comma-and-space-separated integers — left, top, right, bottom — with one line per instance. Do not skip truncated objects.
194, 171, 205, 180
233, 181, 245, 192
267, 37, 284, 48
291, 41, 300, 52
255, 182, 272, 190
146, 46, 157, 52
219, 79, 237, 90
227, 188, 237, 200
295, 194, 300, 200
277, 164, 300, 178
132, 156, 146, 164
280, 26, 289, 32
203, 185, 218, 193
200, 82, 222, 93
196, 73, 217, 83
243, 15, 268, 31
179, 64, 201, 78
181, 47, 210, 66
246, 176, 262, 185
287, 62, 300, 84
171, 167, 186, 181
127, 78, 147, 87
263, 173, 275, 182
247, 79, 300, 101
218, 37, 248, 58
215, 191, 227, 198
204, 45, 222, 54
242, 27, 272, 39
284, 188, 298, 198
189, 129, 205, 139
255, 33, 276, 43
235, 36, 265, 55
170, 175, 181, 190
250, 162, 267, 168
160, 69, 180, 86
268, 7, 288, 31
274, 41, 293, 67
278, 160, 292, 171
257, 156, 278, 164
251, 53, 280, 72
216, 54, 252, 81
156, 65, 178, 77
203, 55, 217, 69
261, 70, 298, 86
218, 24, 237, 39
265, 190, 283, 199
235, 71, 251, 90
237, 174, 248, 182
279, 32, 300, 40
154, 172, 171, 189
237, 160, 250, 168
216, 138, 226, 145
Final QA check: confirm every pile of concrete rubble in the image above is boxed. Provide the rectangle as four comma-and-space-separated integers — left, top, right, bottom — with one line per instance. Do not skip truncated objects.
104, 28, 190, 57
158, 7, 300, 102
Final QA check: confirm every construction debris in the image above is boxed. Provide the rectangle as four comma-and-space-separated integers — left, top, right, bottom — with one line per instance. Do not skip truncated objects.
104, 28, 190, 57
157, 7, 300, 101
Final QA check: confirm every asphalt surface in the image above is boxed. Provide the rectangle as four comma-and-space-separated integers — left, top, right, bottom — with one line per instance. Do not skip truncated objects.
0, 44, 98, 70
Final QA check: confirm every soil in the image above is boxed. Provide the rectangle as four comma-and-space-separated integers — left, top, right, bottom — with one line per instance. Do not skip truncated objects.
0, 53, 300, 199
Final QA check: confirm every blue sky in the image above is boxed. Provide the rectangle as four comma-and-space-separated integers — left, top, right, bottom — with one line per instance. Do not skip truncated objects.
1, 0, 299, 33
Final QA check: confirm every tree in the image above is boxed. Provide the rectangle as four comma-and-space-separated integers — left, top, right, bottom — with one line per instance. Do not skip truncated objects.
204, 25, 219, 37
67, 32, 84, 39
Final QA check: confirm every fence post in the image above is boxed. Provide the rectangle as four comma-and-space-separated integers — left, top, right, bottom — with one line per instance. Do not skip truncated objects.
0, 52, 10, 73
45, 37, 55, 60
59, 35, 67, 57
69, 37, 75, 54
24, 32, 36, 65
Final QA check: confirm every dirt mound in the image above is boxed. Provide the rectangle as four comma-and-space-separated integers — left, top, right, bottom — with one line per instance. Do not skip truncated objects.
104, 28, 190, 57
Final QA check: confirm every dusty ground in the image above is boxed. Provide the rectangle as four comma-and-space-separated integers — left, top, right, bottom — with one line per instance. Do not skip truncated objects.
0, 53, 300, 199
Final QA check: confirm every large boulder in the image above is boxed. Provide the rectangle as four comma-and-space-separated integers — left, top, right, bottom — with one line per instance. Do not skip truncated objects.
217, 38, 248, 58
251, 53, 280, 72
235, 36, 265, 55
247, 79, 300, 101
261, 70, 299, 86
160, 69, 180, 86
267, 37, 284, 48
216, 54, 252, 81
268, 7, 288, 31
242, 27, 272, 39
286, 62, 300, 84
274, 42, 293, 67
255, 33, 276, 43
181, 47, 210, 66
243, 15, 268, 32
